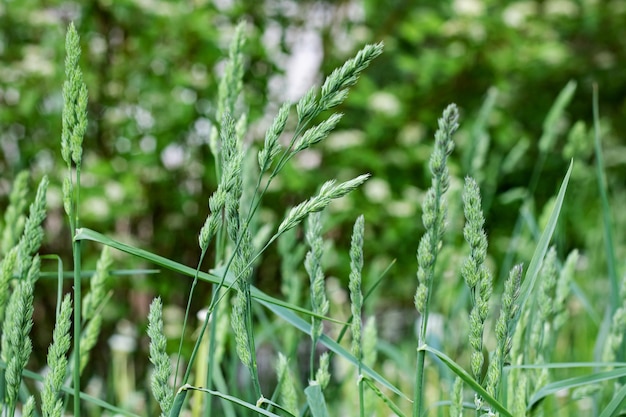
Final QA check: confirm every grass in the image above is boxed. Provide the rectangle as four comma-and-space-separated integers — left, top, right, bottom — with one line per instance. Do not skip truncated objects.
0, 21, 624, 417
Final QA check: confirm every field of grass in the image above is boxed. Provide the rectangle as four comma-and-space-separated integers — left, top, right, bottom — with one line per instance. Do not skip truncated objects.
1, 18, 625, 417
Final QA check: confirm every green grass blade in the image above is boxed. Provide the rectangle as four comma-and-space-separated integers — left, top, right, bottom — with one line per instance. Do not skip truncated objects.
527, 368, 626, 410
168, 384, 190, 417
173, 384, 284, 417
592, 83, 619, 311
419, 345, 512, 417
598, 382, 626, 417
362, 377, 407, 417
39, 269, 160, 279
304, 384, 330, 417
73, 228, 342, 324
514, 160, 573, 326
508, 362, 626, 369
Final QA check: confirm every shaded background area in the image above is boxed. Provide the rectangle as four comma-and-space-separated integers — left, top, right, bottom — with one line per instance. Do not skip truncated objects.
1, 0, 626, 410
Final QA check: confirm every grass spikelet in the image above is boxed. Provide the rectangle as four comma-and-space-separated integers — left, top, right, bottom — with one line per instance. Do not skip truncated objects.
276, 353, 299, 415
216, 21, 245, 125
42, 294, 72, 417
413, 104, 459, 417
296, 87, 317, 123
22, 396, 35, 417
295, 42, 383, 124
259, 102, 291, 172
305, 212, 328, 376
349, 215, 365, 361
1, 171, 29, 256
450, 377, 463, 417
17, 175, 49, 263
486, 264, 523, 398
319, 42, 384, 111
83, 246, 112, 321
0, 248, 18, 324
461, 176, 492, 386
277, 174, 370, 236
231, 291, 251, 368
61, 22, 88, 168
2, 255, 38, 416
148, 297, 174, 417
79, 314, 102, 374
293, 113, 343, 153
314, 352, 331, 389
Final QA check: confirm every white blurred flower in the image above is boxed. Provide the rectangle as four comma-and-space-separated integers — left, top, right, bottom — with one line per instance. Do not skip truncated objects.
364, 178, 391, 203
453, 0, 484, 16
502, 2, 537, 28
368, 91, 401, 117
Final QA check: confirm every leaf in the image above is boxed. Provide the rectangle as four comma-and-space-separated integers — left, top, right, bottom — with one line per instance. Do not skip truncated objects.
305, 384, 330, 417
171, 384, 284, 417
418, 345, 512, 417
599, 382, 626, 417
528, 368, 626, 410
73, 228, 340, 323
513, 160, 573, 329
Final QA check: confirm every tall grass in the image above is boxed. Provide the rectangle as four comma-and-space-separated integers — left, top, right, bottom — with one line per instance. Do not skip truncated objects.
0, 21, 625, 417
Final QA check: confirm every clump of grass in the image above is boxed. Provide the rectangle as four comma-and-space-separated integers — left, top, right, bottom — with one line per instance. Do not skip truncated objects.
6, 18, 626, 417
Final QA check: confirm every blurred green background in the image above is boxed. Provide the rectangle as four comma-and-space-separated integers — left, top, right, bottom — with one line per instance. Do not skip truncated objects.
1, 0, 626, 397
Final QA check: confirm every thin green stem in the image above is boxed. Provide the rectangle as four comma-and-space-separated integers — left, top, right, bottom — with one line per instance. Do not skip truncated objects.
73, 168, 82, 417
245, 287, 262, 398
358, 363, 365, 417
175, 254, 206, 387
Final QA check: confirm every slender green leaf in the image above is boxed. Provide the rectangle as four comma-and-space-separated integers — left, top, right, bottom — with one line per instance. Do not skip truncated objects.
508, 362, 626, 369
418, 345, 512, 417
305, 384, 330, 417
528, 368, 626, 410
362, 377, 407, 417
599, 382, 626, 417
73, 228, 341, 324
514, 160, 573, 327
168, 385, 190, 417
39, 269, 160, 279
172, 384, 283, 417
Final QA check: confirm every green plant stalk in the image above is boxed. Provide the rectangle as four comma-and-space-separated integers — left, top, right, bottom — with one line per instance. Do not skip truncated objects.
245, 287, 262, 398
414, 227, 440, 417
358, 368, 365, 417
73, 169, 82, 417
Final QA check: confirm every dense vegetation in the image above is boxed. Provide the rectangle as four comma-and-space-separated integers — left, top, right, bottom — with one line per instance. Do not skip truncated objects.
1, 1, 625, 416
